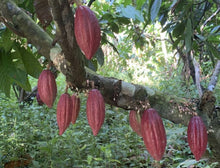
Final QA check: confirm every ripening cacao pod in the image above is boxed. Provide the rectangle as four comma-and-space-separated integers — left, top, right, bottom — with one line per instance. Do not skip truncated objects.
74, 6, 101, 60
37, 70, 57, 108
57, 93, 73, 135
86, 89, 105, 136
36, 92, 44, 105
71, 94, 80, 124
129, 110, 142, 136
187, 116, 208, 161
141, 108, 167, 161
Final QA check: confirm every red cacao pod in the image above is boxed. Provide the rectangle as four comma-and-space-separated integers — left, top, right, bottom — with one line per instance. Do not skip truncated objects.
36, 92, 44, 105
141, 108, 167, 161
74, 6, 101, 60
71, 94, 80, 124
187, 116, 207, 161
129, 110, 142, 136
37, 70, 57, 108
86, 89, 105, 136
57, 93, 73, 135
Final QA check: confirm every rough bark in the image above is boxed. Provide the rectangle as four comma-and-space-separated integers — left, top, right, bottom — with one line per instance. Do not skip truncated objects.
0, 0, 219, 160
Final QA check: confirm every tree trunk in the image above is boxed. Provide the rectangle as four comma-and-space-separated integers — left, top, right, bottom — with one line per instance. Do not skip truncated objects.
0, 0, 219, 161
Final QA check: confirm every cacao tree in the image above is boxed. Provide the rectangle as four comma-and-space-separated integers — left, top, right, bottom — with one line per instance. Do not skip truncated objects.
0, 0, 219, 163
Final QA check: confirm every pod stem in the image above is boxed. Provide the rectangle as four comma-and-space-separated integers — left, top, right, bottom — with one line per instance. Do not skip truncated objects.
65, 84, 69, 94
74, 0, 82, 7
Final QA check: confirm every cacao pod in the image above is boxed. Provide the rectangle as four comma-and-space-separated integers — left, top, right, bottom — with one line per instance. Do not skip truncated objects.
71, 94, 80, 124
129, 110, 142, 136
57, 93, 73, 135
141, 108, 167, 161
74, 6, 101, 60
36, 91, 44, 105
86, 89, 105, 136
187, 116, 207, 161
37, 70, 57, 108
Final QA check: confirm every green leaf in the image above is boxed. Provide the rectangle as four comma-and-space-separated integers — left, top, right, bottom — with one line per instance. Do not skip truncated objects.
185, 18, 192, 52
172, 22, 185, 38
110, 22, 119, 33
150, 0, 162, 22
19, 46, 42, 78
0, 28, 14, 52
106, 40, 119, 55
210, 25, 220, 34
95, 47, 104, 66
0, 49, 32, 95
136, 0, 146, 9
177, 159, 198, 168
195, 34, 206, 41
101, 13, 114, 21
86, 59, 98, 72
206, 42, 220, 59
116, 17, 130, 25
0, 50, 11, 97
8, 67, 32, 92
134, 10, 144, 22
119, 5, 144, 22
172, 37, 182, 50
121, 5, 136, 19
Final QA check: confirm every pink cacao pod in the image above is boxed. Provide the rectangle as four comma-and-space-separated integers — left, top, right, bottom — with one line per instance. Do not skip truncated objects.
129, 110, 142, 136
187, 116, 207, 161
74, 6, 101, 60
57, 93, 73, 135
71, 94, 80, 124
86, 89, 105, 136
141, 108, 167, 161
36, 91, 44, 105
37, 70, 57, 108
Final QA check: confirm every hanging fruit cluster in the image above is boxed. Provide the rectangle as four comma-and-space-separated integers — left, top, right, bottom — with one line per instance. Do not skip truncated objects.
129, 108, 208, 161
37, 68, 105, 136
37, 67, 208, 161
35, 1, 208, 161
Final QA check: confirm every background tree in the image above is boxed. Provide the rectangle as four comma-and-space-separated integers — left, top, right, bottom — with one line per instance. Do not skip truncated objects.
0, 0, 219, 166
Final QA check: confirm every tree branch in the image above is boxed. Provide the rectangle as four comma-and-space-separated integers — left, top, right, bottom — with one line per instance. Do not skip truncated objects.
208, 60, 220, 91
0, 0, 53, 58
200, 6, 220, 32
192, 55, 203, 98
88, 0, 96, 7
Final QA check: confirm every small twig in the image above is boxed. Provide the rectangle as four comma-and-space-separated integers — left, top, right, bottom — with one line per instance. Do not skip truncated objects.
19, 88, 25, 103
208, 60, 220, 91
65, 84, 69, 93
200, 6, 220, 32
22, 86, 38, 103
192, 55, 203, 98
12, 84, 19, 100
88, 0, 95, 7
